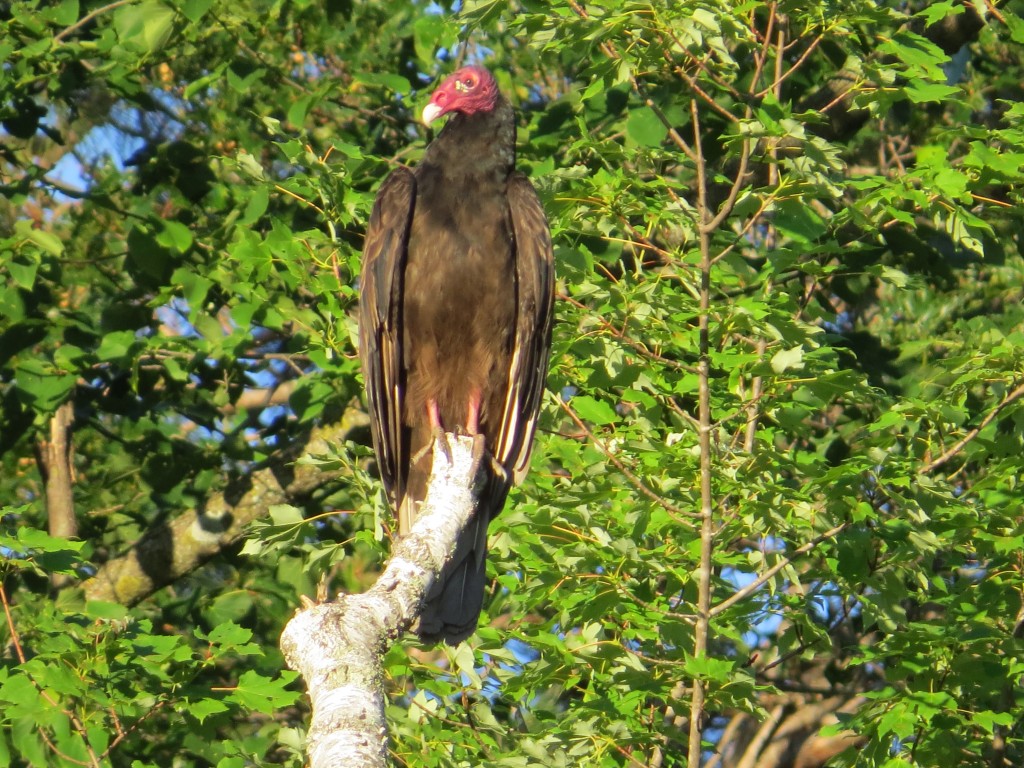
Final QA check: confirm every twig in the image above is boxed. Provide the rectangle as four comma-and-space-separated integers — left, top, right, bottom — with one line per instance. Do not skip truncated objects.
556, 397, 698, 521
710, 522, 849, 618
558, 292, 697, 374
735, 704, 787, 768
749, 2, 778, 89
922, 379, 1024, 474
642, 95, 698, 162
0, 583, 102, 767
100, 701, 170, 759
701, 140, 751, 234
754, 34, 826, 98
53, 0, 134, 43
0, 583, 25, 664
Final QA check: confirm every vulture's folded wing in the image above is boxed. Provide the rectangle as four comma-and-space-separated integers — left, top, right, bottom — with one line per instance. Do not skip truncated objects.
359, 168, 416, 505
498, 172, 555, 485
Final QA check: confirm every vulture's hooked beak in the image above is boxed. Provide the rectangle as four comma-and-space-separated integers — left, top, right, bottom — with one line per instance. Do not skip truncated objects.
421, 102, 444, 125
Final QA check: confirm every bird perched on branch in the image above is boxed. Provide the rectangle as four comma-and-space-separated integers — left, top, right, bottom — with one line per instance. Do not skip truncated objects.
359, 66, 555, 644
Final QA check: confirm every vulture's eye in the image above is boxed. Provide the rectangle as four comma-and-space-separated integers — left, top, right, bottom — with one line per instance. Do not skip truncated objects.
454, 74, 477, 93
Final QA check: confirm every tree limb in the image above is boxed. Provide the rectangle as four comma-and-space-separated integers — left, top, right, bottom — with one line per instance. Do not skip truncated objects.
710, 522, 849, 619
82, 408, 368, 605
37, 400, 77, 541
280, 434, 484, 768
921, 379, 1024, 474
36, 400, 77, 588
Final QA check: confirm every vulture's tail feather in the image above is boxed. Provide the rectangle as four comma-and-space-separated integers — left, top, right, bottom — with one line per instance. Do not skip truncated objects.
411, 471, 510, 645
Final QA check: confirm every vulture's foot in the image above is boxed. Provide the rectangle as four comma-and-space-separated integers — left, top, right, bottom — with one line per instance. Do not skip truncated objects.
410, 427, 452, 467
433, 426, 453, 465
469, 432, 487, 477
468, 433, 507, 484
416, 398, 453, 466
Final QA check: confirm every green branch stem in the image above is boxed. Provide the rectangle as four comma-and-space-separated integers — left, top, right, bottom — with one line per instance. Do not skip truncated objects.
688, 96, 715, 768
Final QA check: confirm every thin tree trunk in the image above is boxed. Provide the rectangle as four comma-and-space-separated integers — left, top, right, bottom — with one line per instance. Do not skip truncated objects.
688, 96, 716, 768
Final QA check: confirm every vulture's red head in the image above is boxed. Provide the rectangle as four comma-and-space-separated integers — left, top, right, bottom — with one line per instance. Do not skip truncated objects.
421, 65, 499, 125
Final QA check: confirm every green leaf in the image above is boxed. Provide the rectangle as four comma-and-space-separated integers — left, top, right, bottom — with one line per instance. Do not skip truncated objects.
626, 107, 668, 147
85, 601, 130, 620
173, 267, 212, 310
114, 1, 176, 53
287, 95, 315, 128
14, 358, 76, 412
187, 698, 230, 724
156, 220, 193, 253
269, 504, 305, 525
184, 64, 228, 99
915, 0, 959, 27
204, 591, 255, 626
11, 716, 47, 765
414, 15, 446, 67
181, 0, 213, 23
0, 286, 25, 322
772, 199, 826, 243
227, 670, 300, 713
240, 186, 269, 225
879, 31, 949, 79
572, 395, 617, 425
19, 223, 64, 256
353, 72, 412, 94
43, 0, 79, 25
53, 344, 86, 371
96, 330, 137, 361
684, 654, 736, 682
905, 79, 960, 104
7, 259, 38, 289
771, 346, 804, 373
203, 622, 254, 648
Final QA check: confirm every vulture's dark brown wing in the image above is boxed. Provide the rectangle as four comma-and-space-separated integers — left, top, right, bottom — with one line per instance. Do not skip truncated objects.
494, 172, 555, 484
359, 168, 416, 506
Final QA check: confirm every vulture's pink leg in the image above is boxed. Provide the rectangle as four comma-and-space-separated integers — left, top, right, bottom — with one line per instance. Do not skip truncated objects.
427, 398, 452, 463
427, 398, 443, 431
466, 389, 495, 477
412, 399, 450, 466
466, 389, 482, 435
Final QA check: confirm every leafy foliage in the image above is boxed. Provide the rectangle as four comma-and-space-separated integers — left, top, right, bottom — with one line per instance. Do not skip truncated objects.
2, 0, 1024, 766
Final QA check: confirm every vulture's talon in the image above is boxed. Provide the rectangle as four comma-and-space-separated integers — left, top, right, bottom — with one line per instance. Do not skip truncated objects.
410, 442, 432, 467
469, 433, 487, 476
434, 427, 453, 465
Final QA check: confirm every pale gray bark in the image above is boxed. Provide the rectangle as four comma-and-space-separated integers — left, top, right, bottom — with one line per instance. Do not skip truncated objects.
280, 434, 483, 768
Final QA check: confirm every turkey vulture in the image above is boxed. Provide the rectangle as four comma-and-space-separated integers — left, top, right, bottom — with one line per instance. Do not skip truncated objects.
359, 66, 554, 644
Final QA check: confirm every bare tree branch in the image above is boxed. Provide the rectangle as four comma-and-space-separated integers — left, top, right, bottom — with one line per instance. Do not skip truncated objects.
36, 400, 78, 589
280, 434, 484, 768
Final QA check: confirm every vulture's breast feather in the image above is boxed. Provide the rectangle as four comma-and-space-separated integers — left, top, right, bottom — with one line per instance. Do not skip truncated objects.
401, 167, 517, 435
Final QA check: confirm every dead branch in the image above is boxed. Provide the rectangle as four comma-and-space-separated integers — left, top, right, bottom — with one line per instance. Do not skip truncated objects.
280, 434, 484, 768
